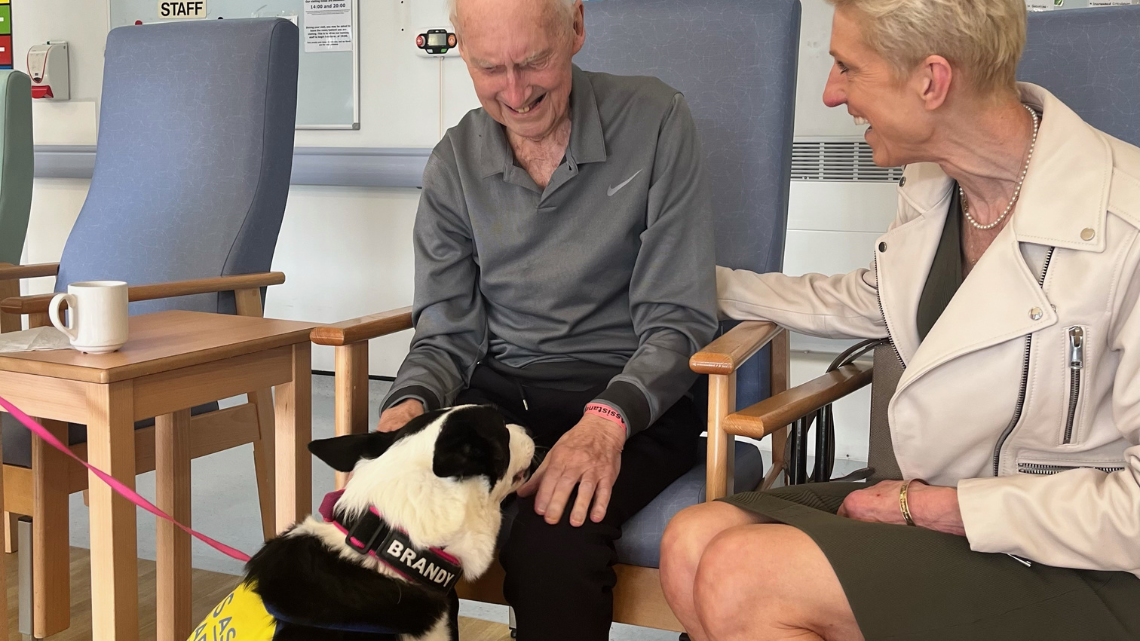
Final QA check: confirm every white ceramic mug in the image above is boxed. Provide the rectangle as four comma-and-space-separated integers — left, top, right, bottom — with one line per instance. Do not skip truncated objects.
48, 281, 129, 354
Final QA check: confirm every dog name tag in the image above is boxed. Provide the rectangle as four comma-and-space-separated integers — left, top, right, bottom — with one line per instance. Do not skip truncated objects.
379, 529, 463, 592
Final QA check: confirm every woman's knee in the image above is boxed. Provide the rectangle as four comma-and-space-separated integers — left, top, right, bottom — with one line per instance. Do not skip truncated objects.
661, 502, 757, 582
692, 524, 858, 640
692, 525, 762, 604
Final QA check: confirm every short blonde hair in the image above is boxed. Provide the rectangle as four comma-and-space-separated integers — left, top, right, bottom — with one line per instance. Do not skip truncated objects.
828, 0, 1026, 97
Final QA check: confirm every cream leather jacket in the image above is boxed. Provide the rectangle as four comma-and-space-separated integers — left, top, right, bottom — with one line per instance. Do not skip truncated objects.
718, 84, 1139, 577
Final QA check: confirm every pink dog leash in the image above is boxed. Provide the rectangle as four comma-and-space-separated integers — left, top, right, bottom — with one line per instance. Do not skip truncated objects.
0, 394, 252, 563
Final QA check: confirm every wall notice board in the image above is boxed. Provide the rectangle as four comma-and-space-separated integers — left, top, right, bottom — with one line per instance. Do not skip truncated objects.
108, 0, 360, 129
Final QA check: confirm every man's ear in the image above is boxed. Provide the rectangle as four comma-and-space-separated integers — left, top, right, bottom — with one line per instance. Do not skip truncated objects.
432, 407, 510, 483
308, 431, 398, 473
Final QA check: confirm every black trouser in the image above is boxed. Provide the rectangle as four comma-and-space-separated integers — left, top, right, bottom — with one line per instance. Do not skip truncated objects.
452, 364, 702, 641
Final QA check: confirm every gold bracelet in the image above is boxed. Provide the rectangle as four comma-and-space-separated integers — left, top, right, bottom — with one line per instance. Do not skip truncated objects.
899, 479, 925, 526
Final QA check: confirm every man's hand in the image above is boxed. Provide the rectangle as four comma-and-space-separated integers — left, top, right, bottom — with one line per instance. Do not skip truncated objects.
837, 480, 966, 536
518, 414, 625, 527
377, 399, 424, 433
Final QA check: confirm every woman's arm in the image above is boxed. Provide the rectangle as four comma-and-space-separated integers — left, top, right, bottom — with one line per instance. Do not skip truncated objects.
716, 185, 919, 338
717, 265, 887, 339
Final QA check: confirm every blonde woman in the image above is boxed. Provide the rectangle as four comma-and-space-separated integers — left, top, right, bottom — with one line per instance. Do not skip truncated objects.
658, 1, 1140, 639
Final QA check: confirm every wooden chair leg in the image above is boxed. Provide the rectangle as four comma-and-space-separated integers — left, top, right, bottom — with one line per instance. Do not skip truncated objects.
156, 409, 193, 641
32, 418, 70, 637
705, 372, 736, 502
250, 389, 276, 542
762, 329, 791, 490
0, 268, 19, 335
235, 287, 279, 541
334, 342, 369, 490
4, 511, 19, 553
274, 343, 312, 534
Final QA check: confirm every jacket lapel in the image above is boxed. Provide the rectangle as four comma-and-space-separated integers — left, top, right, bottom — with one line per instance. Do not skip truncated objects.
895, 224, 1057, 396
876, 164, 954, 365
888, 83, 1106, 395
1012, 84, 1112, 253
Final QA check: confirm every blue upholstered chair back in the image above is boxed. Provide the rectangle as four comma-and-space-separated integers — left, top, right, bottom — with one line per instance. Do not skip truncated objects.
1019, 5, 1140, 146
55, 19, 299, 315
576, 0, 801, 409
0, 70, 34, 266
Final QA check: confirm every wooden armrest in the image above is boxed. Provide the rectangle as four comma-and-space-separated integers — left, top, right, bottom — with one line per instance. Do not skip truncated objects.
0, 262, 60, 281
310, 306, 413, 346
690, 321, 784, 375
0, 271, 285, 314
724, 362, 873, 439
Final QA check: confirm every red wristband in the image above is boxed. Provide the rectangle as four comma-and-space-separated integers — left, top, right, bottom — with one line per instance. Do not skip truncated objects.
585, 403, 626, 432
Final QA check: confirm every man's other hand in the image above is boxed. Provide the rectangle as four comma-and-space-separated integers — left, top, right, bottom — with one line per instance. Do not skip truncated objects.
518, 414, 624, 527
377, 399, 424, 433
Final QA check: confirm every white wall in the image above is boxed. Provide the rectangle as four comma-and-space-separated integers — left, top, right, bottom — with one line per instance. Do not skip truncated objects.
15, 0, 879, 460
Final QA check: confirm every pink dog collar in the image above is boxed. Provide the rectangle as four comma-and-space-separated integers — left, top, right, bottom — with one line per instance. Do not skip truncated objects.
319, 490, 463, 592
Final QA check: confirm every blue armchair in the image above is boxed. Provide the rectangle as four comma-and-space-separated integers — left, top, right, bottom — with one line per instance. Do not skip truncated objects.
0, 18, 298, 637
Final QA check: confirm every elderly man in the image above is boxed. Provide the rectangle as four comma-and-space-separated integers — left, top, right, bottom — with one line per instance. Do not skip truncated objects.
376, 0, 717, 638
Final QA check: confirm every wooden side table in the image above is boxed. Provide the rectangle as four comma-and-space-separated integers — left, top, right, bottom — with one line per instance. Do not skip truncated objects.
0, 311, 315, 641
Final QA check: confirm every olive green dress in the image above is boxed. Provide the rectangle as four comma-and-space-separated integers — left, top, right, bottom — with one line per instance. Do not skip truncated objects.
722, 188, 1140, 640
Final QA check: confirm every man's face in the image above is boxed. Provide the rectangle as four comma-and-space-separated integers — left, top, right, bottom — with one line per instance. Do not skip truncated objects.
457, 0, 585, 142
822, 6, 933, 167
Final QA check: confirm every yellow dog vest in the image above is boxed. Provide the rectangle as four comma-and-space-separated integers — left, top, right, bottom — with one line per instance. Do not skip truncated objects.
188, 583, 277, 641
191, 579, 402, 639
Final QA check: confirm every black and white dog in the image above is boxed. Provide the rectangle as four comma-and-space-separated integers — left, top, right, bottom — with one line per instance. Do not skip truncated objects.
191, 404, 534, 641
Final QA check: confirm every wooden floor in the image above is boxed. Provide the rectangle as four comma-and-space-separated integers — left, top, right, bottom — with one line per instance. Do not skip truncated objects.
2, 548, 512, 640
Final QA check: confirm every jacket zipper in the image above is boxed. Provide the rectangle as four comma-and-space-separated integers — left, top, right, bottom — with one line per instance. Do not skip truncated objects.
993, 247, 1055, 476
1017, 461, 1125, 476
873, 253, 905, 367
1063, 326, 1084, 444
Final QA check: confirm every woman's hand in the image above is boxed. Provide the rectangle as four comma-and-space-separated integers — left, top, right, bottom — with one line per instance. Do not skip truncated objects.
838, 480, 966, 536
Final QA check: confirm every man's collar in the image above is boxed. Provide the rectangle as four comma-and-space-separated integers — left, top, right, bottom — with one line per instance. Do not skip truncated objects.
898, 83, 1112, 252
476, 64, 607, 179
567, 65, 607, 165
319, 490, 463, 593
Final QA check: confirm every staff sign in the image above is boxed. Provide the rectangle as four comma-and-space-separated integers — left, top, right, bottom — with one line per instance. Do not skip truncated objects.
158, 1, 206, 19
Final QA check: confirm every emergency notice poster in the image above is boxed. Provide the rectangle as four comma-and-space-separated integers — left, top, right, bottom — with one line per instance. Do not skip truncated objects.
304, 0, 353, 53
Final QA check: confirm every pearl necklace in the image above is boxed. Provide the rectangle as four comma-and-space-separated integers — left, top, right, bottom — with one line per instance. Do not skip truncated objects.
960, 104, 1040, 231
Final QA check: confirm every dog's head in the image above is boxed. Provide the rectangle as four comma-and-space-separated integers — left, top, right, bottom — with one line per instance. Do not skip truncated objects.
307, 405, 534, 577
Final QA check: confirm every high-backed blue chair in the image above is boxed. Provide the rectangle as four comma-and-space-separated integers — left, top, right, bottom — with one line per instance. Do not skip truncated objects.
310, 0, 802, 633
0, 70, 34, 334
1018, 5, 1140, 147
576, 0, 801, 582
0, 18, 298, 637
0, 70, 33, 270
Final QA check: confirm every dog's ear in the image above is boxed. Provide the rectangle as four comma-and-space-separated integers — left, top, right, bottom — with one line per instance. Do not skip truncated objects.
308, 408, 449, 472
432, 406, 511, 483
308, 432, 398, 472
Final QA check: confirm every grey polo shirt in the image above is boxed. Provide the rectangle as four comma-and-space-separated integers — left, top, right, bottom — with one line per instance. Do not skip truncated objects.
382, 65, 718, 436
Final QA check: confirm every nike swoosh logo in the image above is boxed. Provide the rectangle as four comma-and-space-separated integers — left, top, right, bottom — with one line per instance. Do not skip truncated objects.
607, 170, 642, 197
